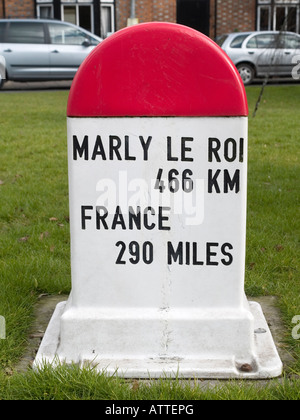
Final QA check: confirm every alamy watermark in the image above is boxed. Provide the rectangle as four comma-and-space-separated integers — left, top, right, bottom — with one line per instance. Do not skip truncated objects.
0, 316, 5, 340
292, 315, 300, 340
292, 55, 300, 80
0, 55, 6, 81
95, 171, 205, 226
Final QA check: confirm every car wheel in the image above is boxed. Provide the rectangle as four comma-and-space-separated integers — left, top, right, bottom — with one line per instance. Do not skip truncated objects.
237, 63, 254, 85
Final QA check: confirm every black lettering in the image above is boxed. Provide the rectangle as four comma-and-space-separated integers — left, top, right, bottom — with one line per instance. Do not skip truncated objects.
115, 241, 126, 264
73, 135, 88, 160
239, 138, 244, 162
96, 206, 108, 229
81, 205, 93, 229
139, 136, 152, 160
208, 169, 221, 193
80, 206, 173, 231
128, 206, 141, 230
143, 242, 154, 264
167, 241, 183, 265
129, 241, 140, 264
92, 135, 106, 160
224, 138, 237, 162
125, 135, 136, 161
181, 137, 194, 162
167, 136, 178, 161
206, 242, 219, 266
193, 242, 204, 265
154, 168, 165, 193
224, 169, 240, 193
185, 242, 190, 265
208, 138, 221, 162
221, 243, 234, 266
143, 207, 155, 230
116, 241, 154, 265
109, 136, 122, 160
158, 206, 171, 231
111, 206, 126, 229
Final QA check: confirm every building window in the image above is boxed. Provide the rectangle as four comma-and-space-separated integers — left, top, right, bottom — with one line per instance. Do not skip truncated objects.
275, 5, 298, 32
258, 6, 271, 31
257, 1, 300, 33
36, 1, 115, 38
101, 3, 115, 38
61, 2, 94, 33
36, 1, 54, 18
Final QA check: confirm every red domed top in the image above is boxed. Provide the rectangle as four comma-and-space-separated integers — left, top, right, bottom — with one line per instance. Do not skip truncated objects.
67, 22, 248, 117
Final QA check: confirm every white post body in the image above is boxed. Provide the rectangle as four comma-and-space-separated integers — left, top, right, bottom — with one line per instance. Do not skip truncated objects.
34, 116, 282, 378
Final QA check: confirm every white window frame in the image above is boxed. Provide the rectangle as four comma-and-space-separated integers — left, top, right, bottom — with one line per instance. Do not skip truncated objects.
257, 5, 272, 31
61, 2, 94, 33
257, 1, 300, 33
273, 4, 299, 32
101, 3, 115, 38
36, 3, 54, 19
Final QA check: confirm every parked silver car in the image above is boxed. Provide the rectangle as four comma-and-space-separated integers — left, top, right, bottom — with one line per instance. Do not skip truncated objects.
0, 19, 102, 87
218, 31, 300, 85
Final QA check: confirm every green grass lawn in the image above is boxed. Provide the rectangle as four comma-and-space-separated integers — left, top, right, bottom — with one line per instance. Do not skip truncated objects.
0, 85, 299, 400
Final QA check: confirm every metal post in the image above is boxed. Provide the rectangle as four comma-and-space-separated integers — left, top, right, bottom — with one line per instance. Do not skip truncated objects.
128, 0, 138, 26
130, 0, 136, 20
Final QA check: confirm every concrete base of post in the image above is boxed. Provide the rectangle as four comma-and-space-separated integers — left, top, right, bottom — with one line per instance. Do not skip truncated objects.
33, 296, 282, 379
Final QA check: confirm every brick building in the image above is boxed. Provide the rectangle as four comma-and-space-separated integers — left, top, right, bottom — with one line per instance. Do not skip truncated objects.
1, 1, 299, 39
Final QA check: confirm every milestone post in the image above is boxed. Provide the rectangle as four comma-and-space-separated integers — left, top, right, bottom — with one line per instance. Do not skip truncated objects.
34, 22, 282, 378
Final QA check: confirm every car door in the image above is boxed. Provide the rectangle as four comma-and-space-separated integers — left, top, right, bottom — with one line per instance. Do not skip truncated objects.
280, 33, 300, 75
1, 21, 50, 80
246, 33, 283, 76
47, 22, 99, 79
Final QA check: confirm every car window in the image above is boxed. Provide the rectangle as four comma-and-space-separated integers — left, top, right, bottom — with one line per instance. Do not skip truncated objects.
247, 34, 278, 49
215, 35, 228, 47
246, 36, 258, 49
48, 23, 98, 46
0, 22, 6, 42
283, 34, 300, 49
230, 34, 249, 48
6, 22, 45, 43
